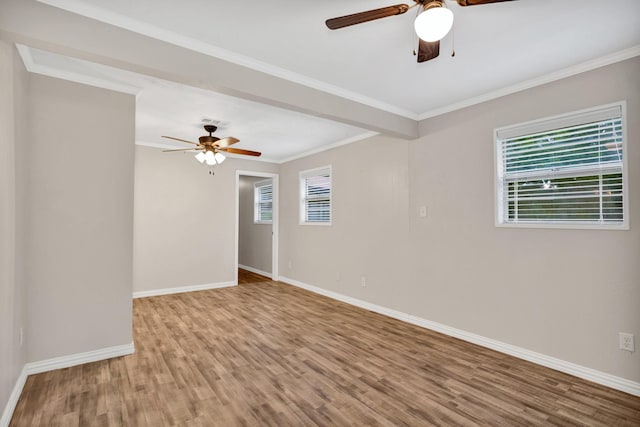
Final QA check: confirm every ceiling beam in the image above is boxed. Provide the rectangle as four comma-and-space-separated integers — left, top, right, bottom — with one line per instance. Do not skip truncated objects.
0, 0, 418, 139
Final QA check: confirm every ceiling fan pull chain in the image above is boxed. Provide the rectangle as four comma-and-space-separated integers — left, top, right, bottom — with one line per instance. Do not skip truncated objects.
451, 18, 456, 57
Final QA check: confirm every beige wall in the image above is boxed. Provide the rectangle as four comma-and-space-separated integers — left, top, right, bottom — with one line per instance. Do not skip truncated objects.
279, 134, 411, 309
409, 57, 639, 381
279, 57, 640, 382
133, 146, 278, 292
24, 75, 135, 362
0, 40, 27, 420
238, 176, 272, 275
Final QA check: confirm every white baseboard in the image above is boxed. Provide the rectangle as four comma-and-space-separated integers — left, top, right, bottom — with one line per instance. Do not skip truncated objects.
133, 281, 236, 299
279, 276, 640, 397
238, 264, 272, 279
0, 365, 27, 427
25, 342, 135, 375
1, 343, 134, 426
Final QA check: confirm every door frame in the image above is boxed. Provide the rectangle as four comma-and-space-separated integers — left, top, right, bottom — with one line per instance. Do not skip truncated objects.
235, 170, 279, 284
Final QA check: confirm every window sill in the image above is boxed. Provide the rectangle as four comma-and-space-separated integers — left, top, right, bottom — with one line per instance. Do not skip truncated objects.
495, 221, 629, 231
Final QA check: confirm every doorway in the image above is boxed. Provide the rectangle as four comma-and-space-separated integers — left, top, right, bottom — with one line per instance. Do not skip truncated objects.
235, 171, 279, 285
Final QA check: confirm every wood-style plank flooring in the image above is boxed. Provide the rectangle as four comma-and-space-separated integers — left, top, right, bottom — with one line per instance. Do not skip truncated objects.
11, 269, 640, 426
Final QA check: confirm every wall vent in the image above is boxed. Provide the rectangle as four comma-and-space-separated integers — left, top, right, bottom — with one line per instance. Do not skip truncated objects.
201, 117, 229, 127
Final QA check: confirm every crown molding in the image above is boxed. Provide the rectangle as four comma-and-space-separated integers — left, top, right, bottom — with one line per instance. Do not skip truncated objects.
14, 43, 34, 69
31, 2, 640, 129
36, 0, 419, 120
276, 131, 379, 164
16, 44, 141, 95
417, 45, 640, 121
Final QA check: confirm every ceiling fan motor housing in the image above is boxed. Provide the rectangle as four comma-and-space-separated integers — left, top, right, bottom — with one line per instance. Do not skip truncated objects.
423, 1, 445, 11
199, 135, 220, 145
200, 125, 220, 147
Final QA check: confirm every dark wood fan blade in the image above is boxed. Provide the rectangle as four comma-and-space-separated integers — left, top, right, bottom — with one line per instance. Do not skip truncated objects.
456, 0, 514, 5
161, 136, 199, 145
219, 147, 262, 157
214, 137, 240, 148
417, 39, 440, 63
326, 4, 410, 30
162, 147, 203, 152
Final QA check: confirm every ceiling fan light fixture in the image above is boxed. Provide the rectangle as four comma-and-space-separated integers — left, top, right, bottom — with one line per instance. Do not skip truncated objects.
414, 2, 454, 42
195, 151, 207, 163
163, 125, 261, 166
214, 152, 226, 164
204, 150, 216, 166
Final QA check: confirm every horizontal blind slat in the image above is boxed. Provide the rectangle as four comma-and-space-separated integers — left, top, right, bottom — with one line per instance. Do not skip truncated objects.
502, 121, 622, 149
497, 105, 621, 139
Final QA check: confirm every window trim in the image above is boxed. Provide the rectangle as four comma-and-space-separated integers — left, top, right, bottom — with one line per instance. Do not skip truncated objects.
299, 165, 332, 226
253, 179, 273, 224
494, 101, 629, 230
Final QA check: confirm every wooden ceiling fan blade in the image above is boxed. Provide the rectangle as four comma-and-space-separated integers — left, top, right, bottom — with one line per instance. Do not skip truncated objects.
417, 39, 439, 63
161, 136, 199, 145
162, 147, 203, 152
219, 147, 262, 157
214, 137, 240, 148
326, 4, 410, 30
456, 0, 514, 6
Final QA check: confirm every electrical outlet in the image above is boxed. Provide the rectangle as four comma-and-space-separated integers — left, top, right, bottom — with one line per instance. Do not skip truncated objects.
361, 276, 366, 287
19, 327, 23, 346
288, 260, 292, 270
619, 332, 635, 352
418, 206, 427, 218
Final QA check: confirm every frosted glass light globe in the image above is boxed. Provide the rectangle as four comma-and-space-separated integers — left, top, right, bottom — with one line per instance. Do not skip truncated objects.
204, 150, 216, 166
195, 151, 207, 163
414, 6, 453, 42
214, 152, 226, 164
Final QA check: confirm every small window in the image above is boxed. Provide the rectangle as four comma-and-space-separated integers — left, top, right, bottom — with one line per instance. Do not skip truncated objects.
300, 166, 331, 225
254, 180, 273, 224
495, 102, 627, 229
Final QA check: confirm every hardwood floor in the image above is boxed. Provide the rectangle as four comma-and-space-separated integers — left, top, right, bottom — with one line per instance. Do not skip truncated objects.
11, 270, 640, 426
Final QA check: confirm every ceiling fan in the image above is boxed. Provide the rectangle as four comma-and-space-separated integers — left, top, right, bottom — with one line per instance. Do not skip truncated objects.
325, 0, 514, 63
162, 125, 261, 166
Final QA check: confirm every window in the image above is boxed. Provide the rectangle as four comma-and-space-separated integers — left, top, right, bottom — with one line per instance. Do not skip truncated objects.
300, 166, 331, 225
254, 180, 273, 223
495, 103, 627, 228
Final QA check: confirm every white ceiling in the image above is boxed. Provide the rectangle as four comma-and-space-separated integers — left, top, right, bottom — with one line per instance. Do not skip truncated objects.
37, 0, 640, 118
20, 0, 640, 161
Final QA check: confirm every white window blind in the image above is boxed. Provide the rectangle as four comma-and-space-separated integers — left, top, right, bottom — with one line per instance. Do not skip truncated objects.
496, 103, 626, 227
300, 166, 331, 224
254, 180, 273, 223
